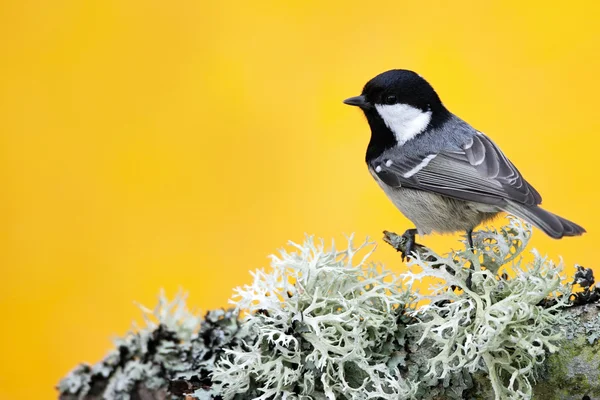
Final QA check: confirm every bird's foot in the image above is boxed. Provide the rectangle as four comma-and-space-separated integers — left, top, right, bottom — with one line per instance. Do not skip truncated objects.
400, 228, 419, 262
383, 230, 438, 264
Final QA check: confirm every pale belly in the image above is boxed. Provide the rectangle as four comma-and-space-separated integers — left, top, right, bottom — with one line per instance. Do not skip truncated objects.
374, 178, 500, 235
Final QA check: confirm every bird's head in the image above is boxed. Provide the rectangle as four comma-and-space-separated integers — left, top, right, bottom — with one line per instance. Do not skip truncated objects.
344, 69, 448, 146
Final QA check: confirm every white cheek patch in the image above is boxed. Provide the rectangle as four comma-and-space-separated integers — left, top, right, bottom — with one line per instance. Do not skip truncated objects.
375, 104, 432, 146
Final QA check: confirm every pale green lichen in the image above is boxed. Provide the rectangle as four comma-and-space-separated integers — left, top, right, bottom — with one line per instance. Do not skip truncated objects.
564, 304, 600, 345
533, 305, 600, 400
58, 291, 205, 400
211, 236, 418, 399
210, 218, 571, 400
403, 218, 570, 400
58, 219, 593, 400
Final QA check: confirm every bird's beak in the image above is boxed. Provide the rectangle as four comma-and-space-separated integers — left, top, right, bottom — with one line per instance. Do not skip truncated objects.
343, 95, 370, 108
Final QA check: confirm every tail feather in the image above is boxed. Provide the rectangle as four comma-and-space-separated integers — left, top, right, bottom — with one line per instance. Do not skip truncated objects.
503, 201, 586, 239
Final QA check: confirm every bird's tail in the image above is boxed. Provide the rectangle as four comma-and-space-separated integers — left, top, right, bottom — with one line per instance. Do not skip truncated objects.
503, 201, 585, 239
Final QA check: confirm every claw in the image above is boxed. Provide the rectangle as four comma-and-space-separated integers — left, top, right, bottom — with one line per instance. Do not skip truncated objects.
400, 229, 418, 261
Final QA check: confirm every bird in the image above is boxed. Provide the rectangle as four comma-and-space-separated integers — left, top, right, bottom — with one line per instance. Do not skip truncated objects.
343, 69, 585, 260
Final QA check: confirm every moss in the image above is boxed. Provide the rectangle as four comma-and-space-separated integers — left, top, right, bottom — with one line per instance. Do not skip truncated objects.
468, 372, 495, 400
534, 316, 600, 399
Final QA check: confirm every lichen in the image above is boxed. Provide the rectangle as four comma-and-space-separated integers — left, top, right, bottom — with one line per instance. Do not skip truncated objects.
58, 291, 207, 400
402, 218, 571, 400
532, 303, 600, 400
564, 304, 600, 345
57, 219, 597, 400
533, 330, 600, 400
210, 236, 418, 399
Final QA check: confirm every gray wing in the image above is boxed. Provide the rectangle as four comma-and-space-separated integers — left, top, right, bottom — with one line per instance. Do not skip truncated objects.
372, 132, 542, 207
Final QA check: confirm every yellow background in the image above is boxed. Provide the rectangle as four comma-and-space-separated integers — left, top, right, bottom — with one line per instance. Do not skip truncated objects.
1, 1, 598, 399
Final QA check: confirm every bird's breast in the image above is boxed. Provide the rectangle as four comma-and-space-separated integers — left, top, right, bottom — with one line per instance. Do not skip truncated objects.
368, 167, 498, 235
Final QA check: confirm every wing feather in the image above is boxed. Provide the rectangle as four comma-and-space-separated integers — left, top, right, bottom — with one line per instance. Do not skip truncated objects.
372, 132, 541, 207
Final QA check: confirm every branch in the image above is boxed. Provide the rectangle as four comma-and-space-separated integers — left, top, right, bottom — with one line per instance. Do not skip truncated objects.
57, 222, 600, 400
58, 303, 600, 400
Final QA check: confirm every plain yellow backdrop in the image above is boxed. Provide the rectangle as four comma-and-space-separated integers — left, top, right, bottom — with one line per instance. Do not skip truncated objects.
1, 1, 598, 399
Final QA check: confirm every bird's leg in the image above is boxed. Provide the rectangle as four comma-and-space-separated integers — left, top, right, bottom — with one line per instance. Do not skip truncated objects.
400, 228, 419, 262
466, 229, 474, 251
465, 228, 475, 290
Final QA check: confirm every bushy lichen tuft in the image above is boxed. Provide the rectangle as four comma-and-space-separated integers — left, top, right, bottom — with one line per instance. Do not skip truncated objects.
403, 218, 570, 400
209, 219, 572, 400
58, 291, 212, 400
58, 219, 591, 400
211, 236, 418, 399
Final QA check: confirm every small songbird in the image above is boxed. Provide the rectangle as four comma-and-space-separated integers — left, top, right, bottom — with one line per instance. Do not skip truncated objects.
344, 69, 585, 258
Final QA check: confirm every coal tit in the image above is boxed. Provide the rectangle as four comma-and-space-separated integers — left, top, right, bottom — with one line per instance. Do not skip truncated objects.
344, 69, 585, 257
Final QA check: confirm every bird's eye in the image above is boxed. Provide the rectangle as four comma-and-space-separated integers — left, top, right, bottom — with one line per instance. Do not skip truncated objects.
384, 94, 397, 105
